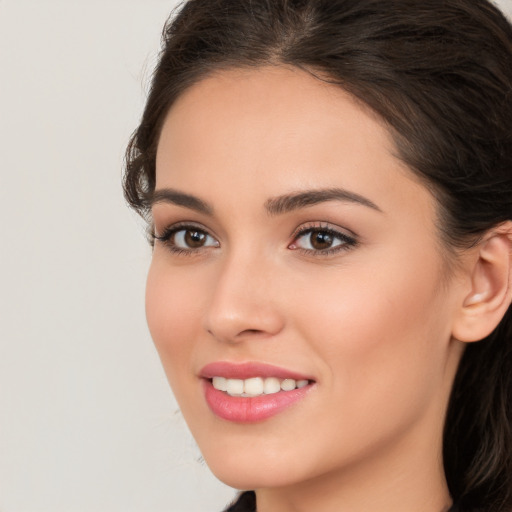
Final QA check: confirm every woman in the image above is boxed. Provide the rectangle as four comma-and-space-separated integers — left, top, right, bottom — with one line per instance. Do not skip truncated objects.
123, 1, 512, 511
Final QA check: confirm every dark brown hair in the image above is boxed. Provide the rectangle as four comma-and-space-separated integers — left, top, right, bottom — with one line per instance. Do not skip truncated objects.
124, 1, 512, 510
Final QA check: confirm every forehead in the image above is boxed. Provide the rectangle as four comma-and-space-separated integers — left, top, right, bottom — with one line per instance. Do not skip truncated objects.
155, 65, 434, 223
157, 66, 395, 168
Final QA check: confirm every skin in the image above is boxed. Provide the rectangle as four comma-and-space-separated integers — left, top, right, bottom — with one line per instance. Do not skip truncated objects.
147, 66, 473, 512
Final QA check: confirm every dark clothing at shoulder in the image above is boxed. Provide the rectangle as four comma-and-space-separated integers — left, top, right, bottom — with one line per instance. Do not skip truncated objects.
223, 491, 256, 512
223, 490, 480, 512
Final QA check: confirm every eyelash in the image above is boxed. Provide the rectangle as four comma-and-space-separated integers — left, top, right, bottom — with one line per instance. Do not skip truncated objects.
289, 223, 358, 256
153, 222, 219, 256
153, 222, 358, 257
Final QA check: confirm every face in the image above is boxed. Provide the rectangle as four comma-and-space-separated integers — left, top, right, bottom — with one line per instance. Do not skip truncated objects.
147, 66, 463, 491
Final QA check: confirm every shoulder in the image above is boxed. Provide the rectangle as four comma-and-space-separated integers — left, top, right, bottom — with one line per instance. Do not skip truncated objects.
223, 494, 491, 512
223, 491, 256, 512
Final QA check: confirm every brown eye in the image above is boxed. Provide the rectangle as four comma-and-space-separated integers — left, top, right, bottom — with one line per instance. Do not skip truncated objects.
310, 230, 334, 250
296, 229, 338, 251
184, 229, 207, 248
169, 227, 219, 250
290, 226, 356, 254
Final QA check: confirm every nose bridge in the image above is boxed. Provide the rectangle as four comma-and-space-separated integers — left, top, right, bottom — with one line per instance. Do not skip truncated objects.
204, 245, 284, 343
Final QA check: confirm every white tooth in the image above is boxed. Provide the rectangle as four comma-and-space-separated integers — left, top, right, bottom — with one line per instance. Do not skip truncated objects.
226, 379, 244, 396
244, 377, 264, 396
296, 380, 308, 388
281, 379, 296, 391
212, 376, 227, 391
263, 377, 281, 394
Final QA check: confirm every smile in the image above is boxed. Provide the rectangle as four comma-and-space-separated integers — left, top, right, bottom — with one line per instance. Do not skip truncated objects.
200, 362, 316, 422
212, 376, 310, 397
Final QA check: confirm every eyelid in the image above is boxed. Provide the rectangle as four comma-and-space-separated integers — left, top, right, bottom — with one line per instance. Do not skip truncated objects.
290, 221, 357, 239
154, 219, 217, 237
154, 220, 204, 238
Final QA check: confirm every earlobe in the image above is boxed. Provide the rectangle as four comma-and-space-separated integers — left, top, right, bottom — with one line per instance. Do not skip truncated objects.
452, 222, 512, 343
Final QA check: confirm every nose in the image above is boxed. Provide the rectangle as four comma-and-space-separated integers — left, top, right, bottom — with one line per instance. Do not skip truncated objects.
203, 251, 285, 344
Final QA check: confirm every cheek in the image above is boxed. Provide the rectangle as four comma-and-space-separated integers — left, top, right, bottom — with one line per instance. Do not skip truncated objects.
291, 248, 451, 415
145, 257, 202, 389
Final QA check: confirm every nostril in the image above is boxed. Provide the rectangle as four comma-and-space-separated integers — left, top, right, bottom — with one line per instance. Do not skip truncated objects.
204, 298, 285, 342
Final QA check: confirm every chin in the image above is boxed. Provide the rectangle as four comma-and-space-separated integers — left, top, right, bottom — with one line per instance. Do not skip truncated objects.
209, 462, 299, 491
201, 443, 308, 490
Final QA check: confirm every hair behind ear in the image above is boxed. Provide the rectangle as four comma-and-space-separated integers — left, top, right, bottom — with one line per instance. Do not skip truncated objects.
444, 303, 512, 510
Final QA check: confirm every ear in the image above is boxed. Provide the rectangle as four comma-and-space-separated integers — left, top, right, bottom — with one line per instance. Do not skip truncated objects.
451, 221, 512, 343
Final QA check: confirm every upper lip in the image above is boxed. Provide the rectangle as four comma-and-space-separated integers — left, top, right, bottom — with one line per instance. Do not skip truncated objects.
199, 361, 314, 381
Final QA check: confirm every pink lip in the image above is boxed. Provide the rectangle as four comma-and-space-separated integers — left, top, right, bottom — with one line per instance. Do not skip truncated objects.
200, 361, 316, 423
200, 361, 314, 381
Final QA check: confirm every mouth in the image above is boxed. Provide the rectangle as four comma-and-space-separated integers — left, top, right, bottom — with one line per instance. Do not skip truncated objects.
210, 376, 311, 397
200, 362, 316, 423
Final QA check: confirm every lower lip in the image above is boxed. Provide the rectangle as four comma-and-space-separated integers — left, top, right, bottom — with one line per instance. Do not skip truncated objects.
203, 379, 314, 423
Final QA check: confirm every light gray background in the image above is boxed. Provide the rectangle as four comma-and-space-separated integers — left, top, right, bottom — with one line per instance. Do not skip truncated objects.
1, 1, 511, 511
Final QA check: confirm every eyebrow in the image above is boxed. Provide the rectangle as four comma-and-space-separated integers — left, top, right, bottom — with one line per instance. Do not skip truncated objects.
150, 188, 214, 215
150, 186, 382, 216
265, 188, 382, 216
